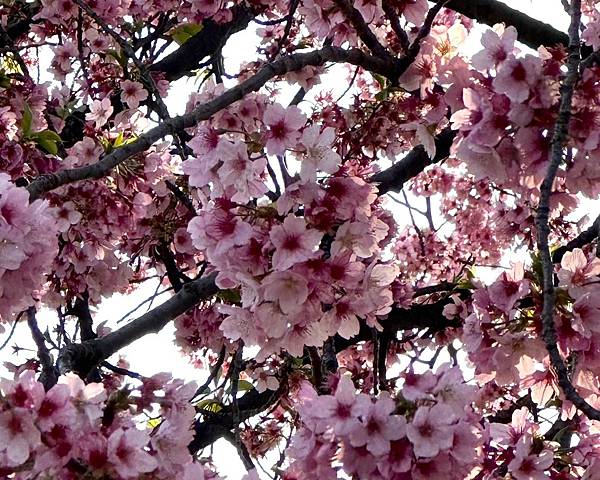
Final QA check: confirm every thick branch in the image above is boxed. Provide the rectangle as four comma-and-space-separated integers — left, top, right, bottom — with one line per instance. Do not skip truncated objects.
149, 5, 255, 81
56, 273, 219, 377
333, 0, 391, 59
370, 127, 456, 195
189, 384, 283, 454
27, 46, 396, 201
552, 213, 600, 263
27, 308, 58, 390
437, 0, 568, 49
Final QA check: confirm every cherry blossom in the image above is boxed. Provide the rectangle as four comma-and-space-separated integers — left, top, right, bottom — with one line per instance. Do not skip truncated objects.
5, 1, 600, 478
270, 214, 322, 271
120, 80, 148, 109
86, 98, 114, 128
263, 103, 307, 156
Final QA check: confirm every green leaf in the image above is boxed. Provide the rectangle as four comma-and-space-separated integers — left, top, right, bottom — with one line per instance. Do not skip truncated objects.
216, 289, 241, 304
32, 130, 62, 155
147, 417, 162, 429
170, 23, 203, 45
113, 131, 125, 147
195, 399, 223, 413
226, 379, 254, 394
21, 103, 33, 136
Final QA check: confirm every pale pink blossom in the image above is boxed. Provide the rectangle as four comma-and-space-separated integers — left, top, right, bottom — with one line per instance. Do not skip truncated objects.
507, 436, 554, 480
472, 24, 518, 70
270, 215, 322, 271
348, 393, 406, 455
297, 125, 340, 181
558, 248, 600, 298
58, 373, 106, 425
53, 201, 82, 232
583, 19, 600, 50
406, 404, 456, 458
120, 80, 148, 109
401, 0, 428, 25
107, 428, 157, 478
86, 97, 114, 128
262, 270, 309, 314
318, 375, 370, 436
493, 55, 542, 103
0, 409, 40, 466
263, 104, 306, 155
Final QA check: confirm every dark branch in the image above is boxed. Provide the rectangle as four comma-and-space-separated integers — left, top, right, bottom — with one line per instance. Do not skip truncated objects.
27, 308, 58, 390
535, 0, 600, 421
370, 127, 456, 195
56, 273, 219, 377
437, 0, 568, 49
552, 214, 600, 263
149, 5, 255, 81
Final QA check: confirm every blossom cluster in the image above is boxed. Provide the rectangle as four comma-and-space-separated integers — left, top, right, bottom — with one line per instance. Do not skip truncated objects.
0, 174, 58, 322
0, 370, 218, 479
285, 365, 483, 479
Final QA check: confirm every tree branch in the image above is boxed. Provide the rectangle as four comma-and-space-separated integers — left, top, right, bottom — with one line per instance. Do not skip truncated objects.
370, 127, 456, 195
27, 45, 396, 201
149, 5, 256, 81
56, 273, 219, 377
552, 213, 600, 263
436, 0, 568, 49
535, 0, 600, 421
27, 308, 58, 390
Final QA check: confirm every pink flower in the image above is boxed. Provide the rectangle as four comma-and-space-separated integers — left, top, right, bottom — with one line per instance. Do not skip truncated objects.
58, 373, 106, 425
188, 206, 253, 257
493, 55, 542, 103
490, 407, 536, 446
487, 270, 529, 315
0, 370, 44, 410
507, 436, 554, 480
219, 141, 268, 203
297, 125, 340, 181
0, 409, 41, 466
348, 392, 406, 456
263, 104, 306, 155
262, 270, 309, 314
582, 19, 600, 51
120, 80, 148, 109
36, 383, 75, 431
66, 137, 103, 167
86, 97, 114, 128
472, 24, 517, 70
53, 201, 82, 232
319, 375, 371, 436
401, 0, 428, 25
184, 128, 235, 188
558, 248, 600, 298
406, 404, 456, 458
107, 428, 157, 478
270, 215, 322, 271
572, 291, 600, 336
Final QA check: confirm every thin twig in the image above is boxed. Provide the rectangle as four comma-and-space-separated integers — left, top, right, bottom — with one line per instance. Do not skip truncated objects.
0, 314, 20, 351
192, 345, 227, 399
382, 0, 410, 52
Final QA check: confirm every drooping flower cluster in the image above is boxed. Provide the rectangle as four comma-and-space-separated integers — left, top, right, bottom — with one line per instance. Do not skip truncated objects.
0, 174, 58, 321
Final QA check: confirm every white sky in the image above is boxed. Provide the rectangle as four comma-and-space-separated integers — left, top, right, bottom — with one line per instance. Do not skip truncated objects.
0, 2, 574, 478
